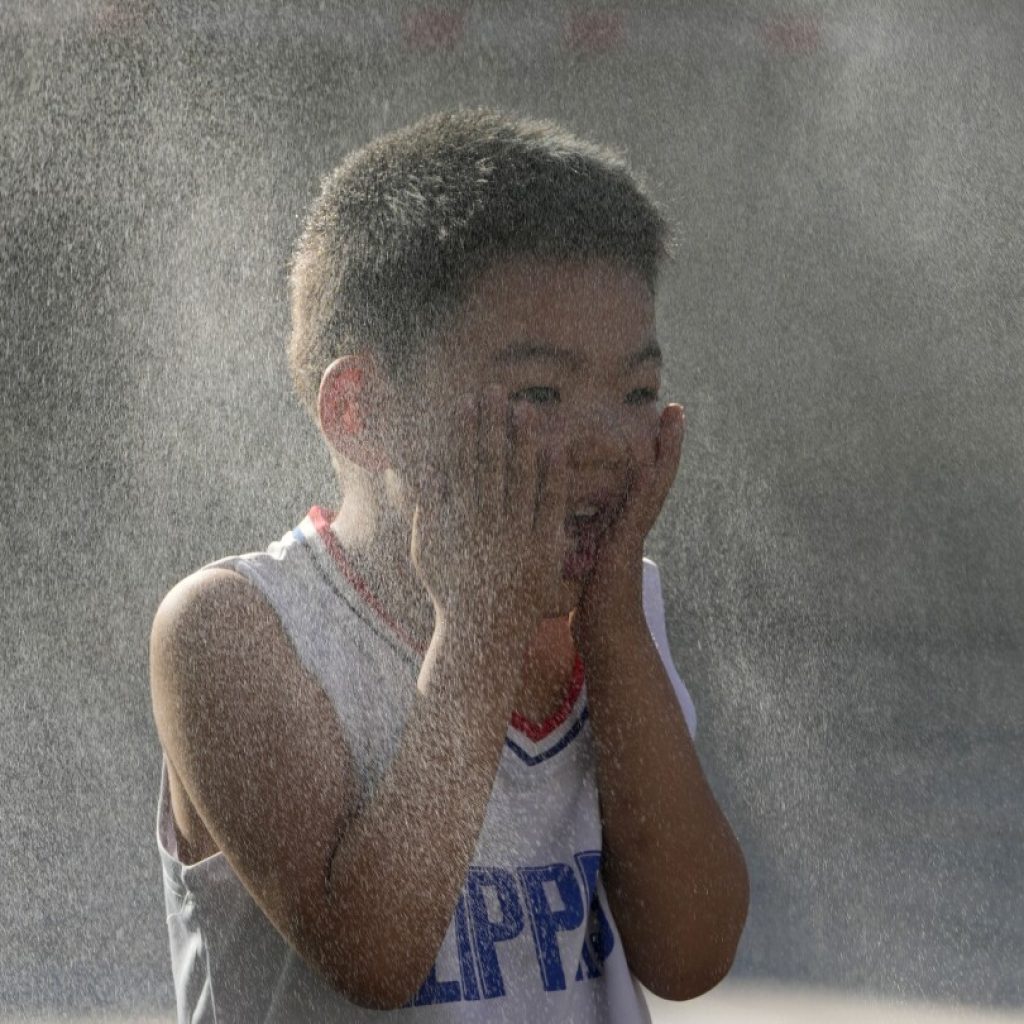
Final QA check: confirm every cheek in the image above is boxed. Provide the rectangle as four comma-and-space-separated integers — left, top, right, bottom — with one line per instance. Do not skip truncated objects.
626, 411, 660, 460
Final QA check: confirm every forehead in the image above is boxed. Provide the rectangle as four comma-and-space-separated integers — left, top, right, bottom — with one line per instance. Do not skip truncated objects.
445, 256, 657, 369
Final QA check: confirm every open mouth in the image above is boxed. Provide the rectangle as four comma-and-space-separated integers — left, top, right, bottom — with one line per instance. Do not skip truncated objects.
561, 502, 617, 580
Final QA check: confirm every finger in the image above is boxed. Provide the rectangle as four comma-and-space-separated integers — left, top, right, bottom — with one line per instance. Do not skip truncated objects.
508, 402, 538, 533
411, 463, 447, 573
414, 469, 439, 522
450, 393, 478, 519
535, 438, 569, 549
628, 404, 685, 528
653, 403, 686, 501
658, 403, 686, 459
478, 385, 506, 522
418, 425, 448, 514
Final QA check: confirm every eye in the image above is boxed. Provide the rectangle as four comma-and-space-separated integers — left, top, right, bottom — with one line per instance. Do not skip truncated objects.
627, 388, 659, 405
511, 386, 560, 404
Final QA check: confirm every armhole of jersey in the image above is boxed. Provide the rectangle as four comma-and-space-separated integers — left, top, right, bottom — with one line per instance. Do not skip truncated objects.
203, 555, 311, 677
642, 558, 697, 738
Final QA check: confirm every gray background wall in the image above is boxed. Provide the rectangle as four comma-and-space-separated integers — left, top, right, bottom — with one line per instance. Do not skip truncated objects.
2, 0, 1022, 1015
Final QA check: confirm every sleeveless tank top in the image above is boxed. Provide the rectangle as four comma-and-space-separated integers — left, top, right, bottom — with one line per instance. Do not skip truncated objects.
157, 506, 696, 1022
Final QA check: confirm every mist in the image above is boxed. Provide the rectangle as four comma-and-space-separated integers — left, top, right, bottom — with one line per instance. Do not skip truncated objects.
2, 1, 1022, 1018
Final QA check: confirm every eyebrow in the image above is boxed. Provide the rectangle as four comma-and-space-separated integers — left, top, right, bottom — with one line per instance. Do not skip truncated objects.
492, 340, 662, 370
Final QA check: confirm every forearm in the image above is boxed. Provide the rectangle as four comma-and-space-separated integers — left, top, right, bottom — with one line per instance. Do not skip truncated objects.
325, 616, 526, 1008
578, 604, 748, 1000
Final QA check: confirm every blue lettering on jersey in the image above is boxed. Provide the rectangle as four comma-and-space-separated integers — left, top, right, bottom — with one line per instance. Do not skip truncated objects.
406, 851, 616, 1005
519, 863, 586, 991
574, 850, 616, 980
465, 866, 525, 998
453, 891, 483, 1001
409, 964, 461, 1006
405, 894, 482, 1007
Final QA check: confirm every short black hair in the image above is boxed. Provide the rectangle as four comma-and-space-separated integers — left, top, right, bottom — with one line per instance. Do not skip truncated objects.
288, 108, 672, 423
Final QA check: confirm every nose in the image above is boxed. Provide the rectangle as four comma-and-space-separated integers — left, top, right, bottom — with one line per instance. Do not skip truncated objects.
565, 406, 630, 472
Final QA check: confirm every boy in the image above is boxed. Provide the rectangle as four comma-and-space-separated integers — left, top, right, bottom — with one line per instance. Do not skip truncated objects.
151, 109, 748, 1022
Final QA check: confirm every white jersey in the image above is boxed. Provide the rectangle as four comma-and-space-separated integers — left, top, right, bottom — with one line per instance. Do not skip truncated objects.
157, 506, 696, 1023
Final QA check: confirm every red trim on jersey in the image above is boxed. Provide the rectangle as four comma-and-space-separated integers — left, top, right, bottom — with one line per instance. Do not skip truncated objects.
309, 505, 426, 655
509, 651, 586, 742
306, 506, 585, 740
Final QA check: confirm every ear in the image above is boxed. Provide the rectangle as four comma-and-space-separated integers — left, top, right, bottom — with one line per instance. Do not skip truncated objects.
317, 356, 390, 472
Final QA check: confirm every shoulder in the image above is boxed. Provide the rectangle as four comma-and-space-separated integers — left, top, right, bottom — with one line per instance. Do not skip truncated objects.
641, 557, 665, 613
148, 563, 326, 776
149, 560, 351, 774
640, 557, 697, 737
152, 565, 267, 649
148, 563, 363, 989
149, 566, 290, 800
150, 566, 299, 694
148, 560, 356, 753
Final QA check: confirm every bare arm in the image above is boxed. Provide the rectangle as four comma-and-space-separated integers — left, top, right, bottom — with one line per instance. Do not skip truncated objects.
319, 606, 532, 1006
574, 596, 749, 1001
568, 404, 748, 999
150, 386, 569, 1010
151, 567, 529, 1010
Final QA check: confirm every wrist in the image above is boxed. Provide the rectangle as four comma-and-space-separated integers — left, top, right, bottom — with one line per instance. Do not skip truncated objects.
421, 616, 530, 728
577, 567, 644, 626
432, 601, 533, 664
572, 598, 645, 658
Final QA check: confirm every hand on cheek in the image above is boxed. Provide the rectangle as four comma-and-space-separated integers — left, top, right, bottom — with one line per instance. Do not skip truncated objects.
581, 404, 686, 616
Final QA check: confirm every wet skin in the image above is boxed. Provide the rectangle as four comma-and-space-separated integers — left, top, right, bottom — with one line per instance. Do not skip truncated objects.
166, 256, 666, 864
331, 255, 664, 721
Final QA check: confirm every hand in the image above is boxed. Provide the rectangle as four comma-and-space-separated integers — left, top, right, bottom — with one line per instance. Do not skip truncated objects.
575, 403, 686, 629
411, 384, 569, 647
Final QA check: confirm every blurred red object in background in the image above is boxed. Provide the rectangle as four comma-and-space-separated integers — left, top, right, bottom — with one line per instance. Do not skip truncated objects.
402, 6, 466, 52
761, 15, 821, 54
564, 9, 625, 55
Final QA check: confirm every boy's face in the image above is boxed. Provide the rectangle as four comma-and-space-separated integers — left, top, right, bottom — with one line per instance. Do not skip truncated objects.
400, 255, 663, 618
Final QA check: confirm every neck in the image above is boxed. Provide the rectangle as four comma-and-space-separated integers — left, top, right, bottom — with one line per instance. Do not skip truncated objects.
330, 491, 437, 652
329, 493, 575, 671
